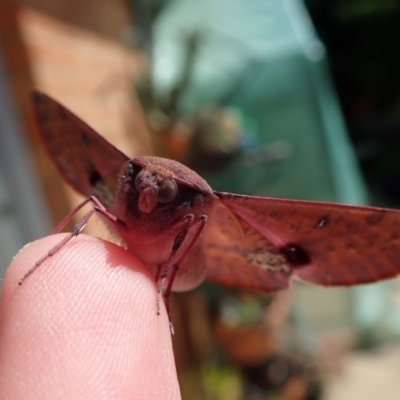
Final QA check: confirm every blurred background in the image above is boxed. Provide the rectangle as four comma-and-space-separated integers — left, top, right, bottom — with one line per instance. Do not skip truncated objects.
1, 0, 400, 398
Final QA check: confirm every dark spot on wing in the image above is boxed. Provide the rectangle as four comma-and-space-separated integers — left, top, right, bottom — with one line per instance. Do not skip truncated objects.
280, 243, 311, 267
365, 211, 384, 225
345, 222, 360, 234
31, 91, 43, 103
269, 211, 282, 220
89, 170, 102, 186
81, 131, 90, 148
314, 215, 329, 229
34, 106, 48, 126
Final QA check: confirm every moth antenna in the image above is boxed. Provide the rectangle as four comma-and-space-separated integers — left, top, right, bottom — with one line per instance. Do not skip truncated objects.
18, 196, 126, 284
53, 197, 94, 233
18, 208, 96, 285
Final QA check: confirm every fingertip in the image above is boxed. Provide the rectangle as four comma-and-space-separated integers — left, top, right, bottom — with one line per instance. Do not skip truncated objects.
0, 235, 181, 399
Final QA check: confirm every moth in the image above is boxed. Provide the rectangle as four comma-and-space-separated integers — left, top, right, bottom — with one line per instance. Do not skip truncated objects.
23, 91, 400, 321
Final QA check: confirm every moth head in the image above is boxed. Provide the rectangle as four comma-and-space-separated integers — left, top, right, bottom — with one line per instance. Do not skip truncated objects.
118, 157, 215, 219
134, 168, 178, 213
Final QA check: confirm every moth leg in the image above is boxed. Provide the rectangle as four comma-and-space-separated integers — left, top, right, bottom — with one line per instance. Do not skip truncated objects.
18, 196, 126, 285
156, 214, 194, 315
53, 195, 125, 233
169, 215, 208, 273
157, 215, 207, 333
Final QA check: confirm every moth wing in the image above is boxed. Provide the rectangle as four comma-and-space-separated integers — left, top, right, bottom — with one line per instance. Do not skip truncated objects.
202, 198, 292, 292
32, 91, 129, 206
214, 192, 400, 287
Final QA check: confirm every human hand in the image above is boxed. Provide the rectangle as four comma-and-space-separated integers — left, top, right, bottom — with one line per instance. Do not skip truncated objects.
0, 234, 182, 399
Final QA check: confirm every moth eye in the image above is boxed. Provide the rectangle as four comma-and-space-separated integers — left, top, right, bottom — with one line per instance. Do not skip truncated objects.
157, 179, 178, 204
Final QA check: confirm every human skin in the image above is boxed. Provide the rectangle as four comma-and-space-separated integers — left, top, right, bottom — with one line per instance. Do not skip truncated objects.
0, 234, 182, 400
